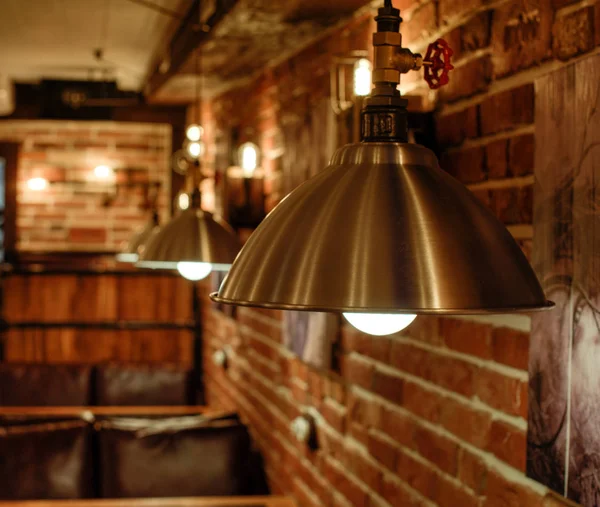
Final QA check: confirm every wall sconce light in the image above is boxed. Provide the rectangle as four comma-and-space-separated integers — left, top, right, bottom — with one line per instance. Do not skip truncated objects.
186, 141, 205, 160
353, 58, 372, 97
238, 142, 260, 178
330, 50, 369, 114
27, 177, 48, 191
186, 124, 203, 142
94, 164, 113, 180
212, 348, 228, 368
290, 414, 317, 449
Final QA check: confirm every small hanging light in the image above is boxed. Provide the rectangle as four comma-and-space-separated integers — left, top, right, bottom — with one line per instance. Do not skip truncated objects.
238, 142, 260, 178
137, 46, 240, 282
186, 124, 203, 142
353, 58, 372, 97
211, 0, 553, 335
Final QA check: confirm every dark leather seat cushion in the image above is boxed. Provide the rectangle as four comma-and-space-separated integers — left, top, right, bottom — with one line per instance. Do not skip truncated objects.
0, 364, 92, 406
97, 416, 253, 498
95, 364, 192, 406
0, 419, 93, 499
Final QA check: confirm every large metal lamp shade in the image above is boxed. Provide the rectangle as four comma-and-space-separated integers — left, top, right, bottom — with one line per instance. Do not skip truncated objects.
212, 143, 552, 313
116, 213, 159, 263
211, 0, 552, 334
137, 208, 240, 281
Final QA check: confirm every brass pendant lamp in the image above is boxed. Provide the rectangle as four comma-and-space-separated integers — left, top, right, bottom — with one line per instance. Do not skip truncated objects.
116, 211, 160, 263
211, 0, 553, 334
137, 46, 240, 281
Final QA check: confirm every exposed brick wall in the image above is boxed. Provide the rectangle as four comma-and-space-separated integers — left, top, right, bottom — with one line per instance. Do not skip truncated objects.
0, 121, 171, 252
198, 0, 598, 505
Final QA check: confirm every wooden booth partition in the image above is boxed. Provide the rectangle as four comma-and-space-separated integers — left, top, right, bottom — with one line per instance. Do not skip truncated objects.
0, 267, 197, 366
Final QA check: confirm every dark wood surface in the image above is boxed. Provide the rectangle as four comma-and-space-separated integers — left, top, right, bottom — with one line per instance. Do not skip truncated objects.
0, 497, 296, 507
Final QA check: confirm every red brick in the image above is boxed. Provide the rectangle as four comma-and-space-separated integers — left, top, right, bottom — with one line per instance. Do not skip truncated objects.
323, 458, 369, 506
474, 368, 527, 418
367, 431, 398, 471
490, 188, 521, 224
372, 369, 404, 405
436, 107, 479, 147
345, 450, 382, 492
484, 469, 543, 507
461, 10, 492, 52
480, 85, 535, 135
396, 449, 440, 498
381, 476, 417, 506
402, 381, 442, 424
486, 139, 509, 179
406, 315, 442, 346
491, 327, 529, 370
347, 391, 383, 427
402, 3, 437, 45
68, 227, 107, 243
380, 407, 416, 447
412, 426, 459, 475
458, 448, 489, 495
438, 397, 492, 448
322, 399, 346, 434
341, 327, 391, 363
509, 134, 535, 176
439, 0, 482, 25
438, 55, 493, 103
340, 354, 373, 389
491, 0, 552, 77
348, 421, 370, 447
440, 147, 486, 183
436, 476, 480, 507
440, 318, 493, 359
323, 377, 346, 404
553, 6, 595, 61
487, 420, 527, 471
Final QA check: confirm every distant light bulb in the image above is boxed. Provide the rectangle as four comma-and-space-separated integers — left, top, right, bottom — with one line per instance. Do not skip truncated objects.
27, 177, 48, 191
353, 58, 372, 97
177, 261, 212, 281
343, 313, 416, 336
178, 193, 190, 210
94, 165, 113, 179
239, 142, 259, 177
187, 141, 204, 159
186, 124, 203, 142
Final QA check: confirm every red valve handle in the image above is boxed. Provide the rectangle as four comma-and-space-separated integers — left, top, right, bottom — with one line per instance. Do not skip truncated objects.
423, 38, 454, 90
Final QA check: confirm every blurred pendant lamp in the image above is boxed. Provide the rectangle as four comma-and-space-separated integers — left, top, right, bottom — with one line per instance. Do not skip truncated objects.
211, 0, 553, 335
137, 47, 240, 281
116, 210, 160, 263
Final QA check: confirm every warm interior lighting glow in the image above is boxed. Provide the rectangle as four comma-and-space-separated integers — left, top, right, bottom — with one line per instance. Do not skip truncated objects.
239, 142, 259, 177
177, 261, 212, 281
178, 193, 190, 210
353, 58, 372, 96
343, 312, 416, 336
187, 141, 204, 159
94, 165, 113, 179
186, 124, 203, 142
27, 177, 48, 191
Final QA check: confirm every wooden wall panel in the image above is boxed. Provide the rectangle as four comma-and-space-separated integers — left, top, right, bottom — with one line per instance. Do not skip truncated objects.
3, 328, 193, 366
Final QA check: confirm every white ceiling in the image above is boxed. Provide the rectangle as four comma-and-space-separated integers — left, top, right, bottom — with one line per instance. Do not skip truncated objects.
0, 0, 193, 90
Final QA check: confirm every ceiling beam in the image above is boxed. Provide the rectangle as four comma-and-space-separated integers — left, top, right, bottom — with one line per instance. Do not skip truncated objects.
144, 0, 239, 99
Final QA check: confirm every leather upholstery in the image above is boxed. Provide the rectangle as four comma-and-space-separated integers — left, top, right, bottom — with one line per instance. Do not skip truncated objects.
95, 364, 192, 406
97, 416, 253, 498
0, 364, 92, 406
0, 419, 93, 499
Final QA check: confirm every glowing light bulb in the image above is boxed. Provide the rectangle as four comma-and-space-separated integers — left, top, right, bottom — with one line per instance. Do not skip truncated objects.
177, 261, 212, 281
27, 177, 48, 191
353, 58, 372, 97
94, 165, 113, 179
187, 141, 204, 159
239, 142, 259, 177
178, 193, 190, 210
186, 124, 203, 142
343, 313, 416, 336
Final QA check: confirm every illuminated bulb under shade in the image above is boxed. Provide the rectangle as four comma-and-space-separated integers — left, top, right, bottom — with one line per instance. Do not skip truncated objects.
94, 165, 113, 179
178, 193, 190, 210
177, 261, 212, 281
187, 141, 204, 159
186, 124, 203, 142
239, 142, 259, 177
343, 312, 416, 336
353, 58, 372, 97
27, 177, 48, 191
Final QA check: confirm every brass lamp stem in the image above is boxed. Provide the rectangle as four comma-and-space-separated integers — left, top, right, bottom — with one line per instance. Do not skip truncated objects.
361, 0, 423, 143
